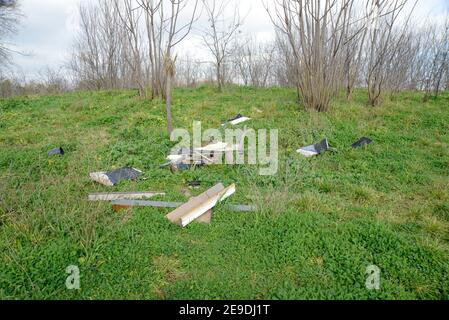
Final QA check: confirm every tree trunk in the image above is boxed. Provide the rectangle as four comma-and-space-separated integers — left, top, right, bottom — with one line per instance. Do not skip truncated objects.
346, 85, 353, 101
217, 62, 222, 92
165, 72, 174, 135
165, 51, 174, 136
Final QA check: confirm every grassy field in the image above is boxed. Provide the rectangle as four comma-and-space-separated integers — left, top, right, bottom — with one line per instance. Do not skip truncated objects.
0, 86, 448, 299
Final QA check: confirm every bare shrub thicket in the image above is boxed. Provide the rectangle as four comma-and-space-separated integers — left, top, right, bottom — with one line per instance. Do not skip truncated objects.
267, 0, 371, 111
234, 37, 276, 87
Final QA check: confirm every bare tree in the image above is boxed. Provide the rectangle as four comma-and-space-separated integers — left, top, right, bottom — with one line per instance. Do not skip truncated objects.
342, 7, 370, 101
175, 54, 205, 87
273, 31, 300, 97
37, 67, 70, 94
137, 0, 164, 99
424, 15, 449, 100
113, 0, 147, 97
234, 37, 276, 87
0, 0, 21, 70
138, 0, 199, 135
201, 0, 243, 91
365, 0, 417, 106
69, 1, 129, 90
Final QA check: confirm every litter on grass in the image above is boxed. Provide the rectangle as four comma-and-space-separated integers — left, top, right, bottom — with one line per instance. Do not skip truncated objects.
88, 192, 165, 201
48, 147, 64, 156
89, 167, 142, 187
163, 130, 248, 170
222, 114, 251, 126
110, 184, 247, 227
297, 139, 331, 157
352, 137, 373, 148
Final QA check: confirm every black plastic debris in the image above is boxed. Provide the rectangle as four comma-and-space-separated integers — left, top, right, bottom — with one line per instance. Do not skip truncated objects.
297, 139, 331, 157
170, 163, 190, 173
228, 114, 243, 122
352, 137, 373, 149
169, 162, 207, 173
89, 167, 142, 187
222, 114, 251, 126
48, 147, 65, 156
188, 180, 201, 188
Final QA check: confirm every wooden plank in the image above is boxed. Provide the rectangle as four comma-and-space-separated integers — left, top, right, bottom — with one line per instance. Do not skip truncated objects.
167, 184, 236, 228
166, 184, 225, 224
112, 200, 181, 212
89, 192, 165, 201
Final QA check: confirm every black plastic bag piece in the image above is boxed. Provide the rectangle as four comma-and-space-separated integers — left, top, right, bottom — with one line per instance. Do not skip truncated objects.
188, 180, 201, 188
106, 167, 141, 185
48, 147, 65, 156
228, 114, 243, 122
313, 139, 330, 154
352, 137, 373, 149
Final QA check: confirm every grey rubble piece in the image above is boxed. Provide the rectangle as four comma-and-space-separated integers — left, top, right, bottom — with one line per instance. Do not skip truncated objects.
112, 200, 256, 212
48, 147, 65, 156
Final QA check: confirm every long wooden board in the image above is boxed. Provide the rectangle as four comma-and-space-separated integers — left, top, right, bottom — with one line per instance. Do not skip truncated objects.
89, 192, 165, 201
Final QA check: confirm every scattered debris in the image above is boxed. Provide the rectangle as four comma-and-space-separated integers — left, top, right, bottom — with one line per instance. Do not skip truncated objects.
164, 130, 249, 170
48, 147, 64, 156
163, 147, 208, 171
166, 183, 236, 227
297, 139, 332, 157
88, 192, 165, 201
352, 137, 373, 149
89, 167, 142, 187
222, 114, 251, 126
169, 163, 192, 173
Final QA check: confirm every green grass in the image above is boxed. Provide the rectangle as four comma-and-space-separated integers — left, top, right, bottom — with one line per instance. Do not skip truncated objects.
0, 86, 448, 299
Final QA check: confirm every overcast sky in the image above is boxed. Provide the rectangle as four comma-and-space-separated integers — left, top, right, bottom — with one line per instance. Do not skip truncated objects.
8, 0, 449, 79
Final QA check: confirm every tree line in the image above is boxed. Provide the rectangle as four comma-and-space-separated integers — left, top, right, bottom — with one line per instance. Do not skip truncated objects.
1, 0, 449, 122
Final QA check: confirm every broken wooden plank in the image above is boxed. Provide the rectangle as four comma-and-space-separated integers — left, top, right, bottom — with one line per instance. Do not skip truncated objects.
165, 183, 236, 227
89, 192, 165, 202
